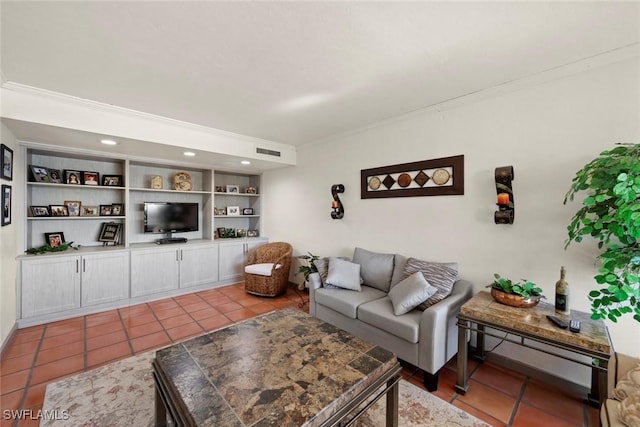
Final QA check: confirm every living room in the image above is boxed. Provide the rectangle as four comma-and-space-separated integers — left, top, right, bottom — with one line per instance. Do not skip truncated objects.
1, 2, 639, 426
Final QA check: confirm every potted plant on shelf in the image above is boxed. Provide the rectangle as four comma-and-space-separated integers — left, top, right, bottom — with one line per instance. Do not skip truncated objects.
564, 143, 640, 323
295, 252, 319, 291
488, 274, 545, 308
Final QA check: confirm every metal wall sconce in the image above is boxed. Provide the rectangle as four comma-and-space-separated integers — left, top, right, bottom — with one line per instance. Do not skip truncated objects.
331, 184, 345, 219
495, 166, 514, 224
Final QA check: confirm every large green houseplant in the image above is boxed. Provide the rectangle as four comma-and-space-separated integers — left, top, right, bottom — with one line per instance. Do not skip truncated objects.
564, 143, 640, 323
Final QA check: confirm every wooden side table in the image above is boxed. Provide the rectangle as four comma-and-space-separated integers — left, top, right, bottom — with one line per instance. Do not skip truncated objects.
455, 291, 612, 407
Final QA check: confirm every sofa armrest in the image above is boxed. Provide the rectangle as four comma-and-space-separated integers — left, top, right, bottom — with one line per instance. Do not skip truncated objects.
308, 272, 322, 316
418, 279, 474, 373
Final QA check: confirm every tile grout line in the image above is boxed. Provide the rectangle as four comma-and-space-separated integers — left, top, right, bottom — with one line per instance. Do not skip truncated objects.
12, 325, 46, 427
506, 375, 529, 427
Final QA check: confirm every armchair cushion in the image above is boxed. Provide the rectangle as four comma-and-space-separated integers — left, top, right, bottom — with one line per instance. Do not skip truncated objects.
403, 258, 459, 310
325, 257, 362, 291
245, 263, 281, 276
388, 271, 437, 315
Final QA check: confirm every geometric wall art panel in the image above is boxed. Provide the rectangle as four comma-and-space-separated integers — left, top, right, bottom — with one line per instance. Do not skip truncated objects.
361, 155, 464, 199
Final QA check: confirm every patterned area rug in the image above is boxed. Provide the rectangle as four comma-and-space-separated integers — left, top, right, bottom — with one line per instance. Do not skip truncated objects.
41, 351, 488, 426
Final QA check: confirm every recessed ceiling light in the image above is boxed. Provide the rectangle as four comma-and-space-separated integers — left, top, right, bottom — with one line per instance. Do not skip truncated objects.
241, 160, 251, 165
183, 151, 195, 157
100, 139, 118, 145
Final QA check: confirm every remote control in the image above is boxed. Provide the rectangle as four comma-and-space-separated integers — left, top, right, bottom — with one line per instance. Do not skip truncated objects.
569, 320, 581, 333
546, 315, 568, 329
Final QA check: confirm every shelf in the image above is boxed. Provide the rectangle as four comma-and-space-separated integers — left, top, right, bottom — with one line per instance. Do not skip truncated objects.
214, 215, 259, 218
130, 187, 212, 195
27, 216, 126, 220
214, 192, 259, 197
27, 182, 125, 191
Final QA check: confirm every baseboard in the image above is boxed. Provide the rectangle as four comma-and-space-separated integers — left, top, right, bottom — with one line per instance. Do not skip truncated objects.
0, 322, 18, 359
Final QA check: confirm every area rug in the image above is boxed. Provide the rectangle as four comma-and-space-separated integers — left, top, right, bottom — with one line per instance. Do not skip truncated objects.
41, 351, 488, 426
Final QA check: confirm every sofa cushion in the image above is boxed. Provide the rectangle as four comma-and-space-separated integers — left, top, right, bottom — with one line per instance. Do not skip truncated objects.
390, 254, 409, 288
620, 391, 640, 427
352, 247, 395, 292
325, 257, 362, 291
388, 271, 437, 315
403, 258, 459, 309
358, 297, 422, 343
613, 362, 640, 401
315, 285, 387, 319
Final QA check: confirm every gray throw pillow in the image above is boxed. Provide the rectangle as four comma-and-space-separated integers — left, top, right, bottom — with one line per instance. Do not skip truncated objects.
403, 257, 458, 310
388, 271, 438, 315
314, 257, 350, 289
325, 257, 362, 291
352, 247, 395, 292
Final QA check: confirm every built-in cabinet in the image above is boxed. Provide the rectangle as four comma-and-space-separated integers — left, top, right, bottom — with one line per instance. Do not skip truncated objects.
17, 143, 270, 327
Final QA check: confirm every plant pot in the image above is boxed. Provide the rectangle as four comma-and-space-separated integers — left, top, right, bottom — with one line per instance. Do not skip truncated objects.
490, 288, 541, 308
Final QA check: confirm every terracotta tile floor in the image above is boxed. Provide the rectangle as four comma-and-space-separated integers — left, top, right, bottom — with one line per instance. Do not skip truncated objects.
0, 282, 599, 426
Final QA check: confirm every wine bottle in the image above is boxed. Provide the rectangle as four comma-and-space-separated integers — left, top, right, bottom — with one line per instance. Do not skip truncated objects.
555, 266, 570, 315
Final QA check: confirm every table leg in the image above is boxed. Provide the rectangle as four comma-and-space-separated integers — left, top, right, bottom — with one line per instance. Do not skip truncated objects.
587, 357, 609, 408
455, 319, 469, 395
473, 324, 486, 362
386, 376, 399, 427
154, 386, 167, 427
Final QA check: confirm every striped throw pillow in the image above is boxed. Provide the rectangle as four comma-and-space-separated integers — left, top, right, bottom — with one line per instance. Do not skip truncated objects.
402, 258, 459, 310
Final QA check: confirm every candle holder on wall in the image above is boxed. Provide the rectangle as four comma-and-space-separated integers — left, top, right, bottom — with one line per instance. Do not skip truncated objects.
495, 166, 514, 224
331, 184, 345, 219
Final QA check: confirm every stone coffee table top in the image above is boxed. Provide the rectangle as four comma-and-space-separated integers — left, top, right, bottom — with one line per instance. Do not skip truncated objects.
154, 307, 398, 426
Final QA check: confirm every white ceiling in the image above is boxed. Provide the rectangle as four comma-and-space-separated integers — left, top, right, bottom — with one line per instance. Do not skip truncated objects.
1, 1, 639, 152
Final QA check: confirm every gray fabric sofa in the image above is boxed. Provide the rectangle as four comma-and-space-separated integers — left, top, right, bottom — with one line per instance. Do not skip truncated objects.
308, 247, 474, 391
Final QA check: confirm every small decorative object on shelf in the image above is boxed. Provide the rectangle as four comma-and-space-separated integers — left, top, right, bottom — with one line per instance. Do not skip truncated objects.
30, 206, 50, 217
82, 171, 99, 186
247, 229, 259, 237
47, 168, 62, 183
555, 266, 570, 315
151, 175, 162, 189
226, 184, 239, 193
49, 205, 69, 217
214, 207, 226, 216
64, 170, 81, 185
102, 175, 122, 187
488, 273, 544, 308
242, 208, 254, 215
494, 165, 515, 224
26, 240, 78, 255
173, 172, 192, 191
227, 206, 240, 216
331, 184, 345, 219
45, 231, 65, 248
236, 228, 247, 238
245, 186, 257, 194
98, 222, 122, 245
64, 200, 81, 217
30, 165, 51, 182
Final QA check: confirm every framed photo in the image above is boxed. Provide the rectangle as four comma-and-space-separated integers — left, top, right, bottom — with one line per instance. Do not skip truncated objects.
247, 229, 259, 237
102, 175, 122, 186
215, 186, 226, 193
217, 227, 227, 238
1, 144, 14, 181
226, 206, 240, 216
81, 205, 99, 216
98, 222, 121, 243
45, 232, 65, 248
47, 168, 63, 183
245, 186, 257, 194
30, 165, 50, 183
242, 208, 254, 215
1, 185, 11, 226
111, 204, 124, 216
64, 200, 82, 217
30, 206, 50, 217
83, 171, 99, 185
49, 205, 69, 217
64, 170, 82, 185
236, 228, 247, 238
214, 207, 226, 216
226, 185, 239, 193
99, 205, 113, 216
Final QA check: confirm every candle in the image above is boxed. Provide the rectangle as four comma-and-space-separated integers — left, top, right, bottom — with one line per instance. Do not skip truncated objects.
331, 201, 339, 209
497, 193, 509, 205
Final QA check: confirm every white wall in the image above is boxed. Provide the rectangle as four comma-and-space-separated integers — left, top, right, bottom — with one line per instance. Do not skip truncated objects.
0, 123, 18, 349
262, 57, 640, 386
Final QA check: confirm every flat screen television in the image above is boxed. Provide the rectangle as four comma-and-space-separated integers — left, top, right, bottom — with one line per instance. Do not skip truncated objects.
143, 202, 199, 234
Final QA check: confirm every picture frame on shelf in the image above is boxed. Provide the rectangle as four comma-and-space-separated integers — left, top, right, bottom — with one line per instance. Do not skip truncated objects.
242, 208, 254, 215
64, 170, 81, 185
217, 227, 227, 238
64, 200, 82, 217
214, 207, 226, 216
49, 205, 69, 217
236, 228, 247, 238
30, 165, 50, 183
247, 229, 259, 237
111, 204, 124, 216
83, 171, 99, 185
226, 206, 240, 216
102, 175, 122, 186
1, 185, 11, 226
81, 205, 99, 216
215, 186, 226, 193
98, 222, 121, 244
245, 186, 257, 194
1, 144, 13, 181
99, 205, 113, 216
44, 232, 65, 248
47, 168, 62, 183
30, 206, 50, 217
226, 185, 239, 193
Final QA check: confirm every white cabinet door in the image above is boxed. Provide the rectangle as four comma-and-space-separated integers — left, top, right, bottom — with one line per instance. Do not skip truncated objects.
218, 242, 246, 282
81, 251, 130, 306
130, 247, 179, 297
21, 255, 81, 318
179, 245, 219, 288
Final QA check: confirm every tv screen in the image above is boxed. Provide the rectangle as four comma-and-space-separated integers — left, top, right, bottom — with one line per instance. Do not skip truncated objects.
143, 202, 199, 234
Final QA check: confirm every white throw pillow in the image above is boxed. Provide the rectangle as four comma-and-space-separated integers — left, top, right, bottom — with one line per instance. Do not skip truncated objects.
325, 257, 362, 291
388, 271, 438, 315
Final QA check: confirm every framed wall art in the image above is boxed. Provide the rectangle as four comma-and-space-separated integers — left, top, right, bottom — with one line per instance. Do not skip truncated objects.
1, 185, 11, 226
1, 144, 13, 181
360, 155, 464, 199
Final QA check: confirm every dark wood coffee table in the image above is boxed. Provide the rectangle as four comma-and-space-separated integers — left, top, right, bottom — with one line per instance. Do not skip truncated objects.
153, 307, 401, 426
455, 291, 612, 407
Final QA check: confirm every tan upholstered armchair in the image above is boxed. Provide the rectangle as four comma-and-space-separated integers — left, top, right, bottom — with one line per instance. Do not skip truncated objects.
244, 242, 292, 297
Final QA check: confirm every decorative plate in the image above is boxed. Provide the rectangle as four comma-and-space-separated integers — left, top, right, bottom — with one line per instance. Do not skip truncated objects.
431, 169, 451, 185
397, 173, 412, 188
368, 176, 381, 190
173, 172, 192, 191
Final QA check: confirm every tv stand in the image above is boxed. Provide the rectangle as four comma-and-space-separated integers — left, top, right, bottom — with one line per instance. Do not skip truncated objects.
156, 237, 188, 245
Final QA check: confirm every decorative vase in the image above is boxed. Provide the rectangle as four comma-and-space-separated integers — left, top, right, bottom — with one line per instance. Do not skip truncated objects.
490, 288, 541, 308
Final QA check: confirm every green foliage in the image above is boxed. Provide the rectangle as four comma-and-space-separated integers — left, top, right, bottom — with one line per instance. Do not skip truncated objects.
295, 252, 319, 283
490, 274, 545, 298
25, 242, 79, 255
564, 144, 640, 323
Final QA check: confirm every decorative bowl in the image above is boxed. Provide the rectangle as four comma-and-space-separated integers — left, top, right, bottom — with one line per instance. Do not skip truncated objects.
490, 288, 541, 308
